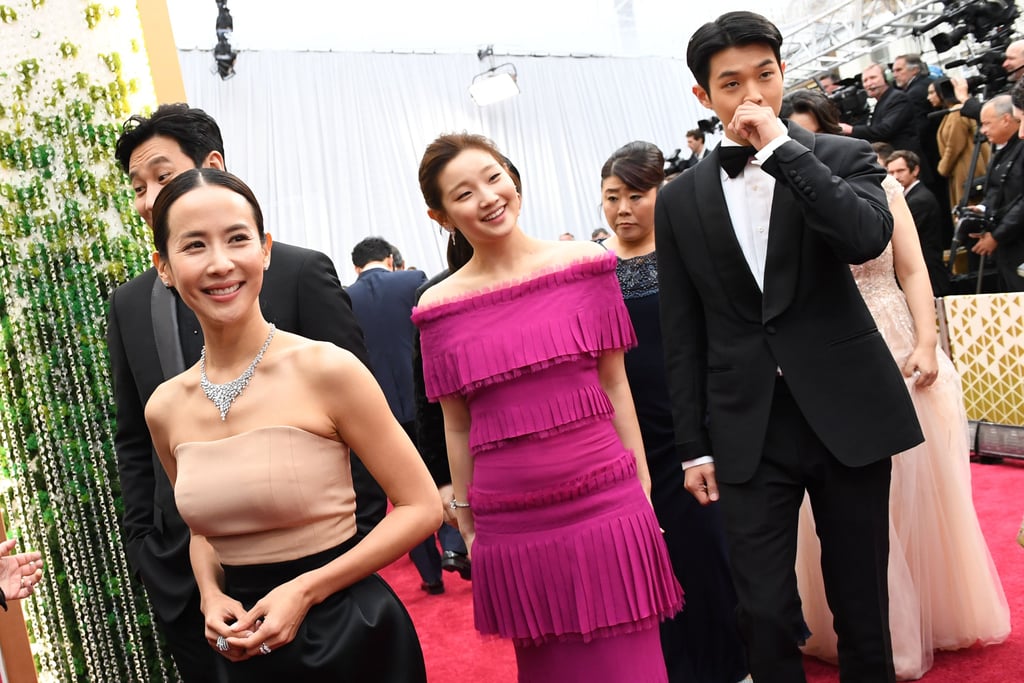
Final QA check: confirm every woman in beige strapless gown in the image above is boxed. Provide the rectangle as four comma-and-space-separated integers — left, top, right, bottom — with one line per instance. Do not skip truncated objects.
794, 176, 1011, 680
144, 168, 442, 683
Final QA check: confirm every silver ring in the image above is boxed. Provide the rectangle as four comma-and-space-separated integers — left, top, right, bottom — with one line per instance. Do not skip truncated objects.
259, 642, 272, 655
216, 636, 229, 652
912, 370, 922, 378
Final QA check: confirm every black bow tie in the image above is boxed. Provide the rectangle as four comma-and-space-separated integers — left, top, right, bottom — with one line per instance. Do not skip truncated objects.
720, 146, 755, 178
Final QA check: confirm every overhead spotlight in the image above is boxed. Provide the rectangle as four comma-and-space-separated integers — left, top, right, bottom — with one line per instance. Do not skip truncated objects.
469, 45, 520, 106
213, 36, 237, 80
212, 0, 236, 80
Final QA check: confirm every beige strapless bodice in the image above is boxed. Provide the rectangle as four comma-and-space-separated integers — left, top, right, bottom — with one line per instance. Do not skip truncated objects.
174, 425, 357, 565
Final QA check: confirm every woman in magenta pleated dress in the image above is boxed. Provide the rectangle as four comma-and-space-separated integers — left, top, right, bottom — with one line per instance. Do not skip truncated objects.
412, 133, 683, 683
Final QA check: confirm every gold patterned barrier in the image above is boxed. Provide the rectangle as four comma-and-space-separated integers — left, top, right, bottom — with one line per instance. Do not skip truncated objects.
941, 293, 1024, 427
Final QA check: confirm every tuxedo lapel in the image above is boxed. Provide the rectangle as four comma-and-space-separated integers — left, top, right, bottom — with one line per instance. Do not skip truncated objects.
761, 122, 811, 322
695, 149, 762, 322
150, 277, 185, 379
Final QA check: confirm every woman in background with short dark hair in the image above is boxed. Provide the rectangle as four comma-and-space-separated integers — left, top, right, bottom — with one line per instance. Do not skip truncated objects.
598, 141, 748, 683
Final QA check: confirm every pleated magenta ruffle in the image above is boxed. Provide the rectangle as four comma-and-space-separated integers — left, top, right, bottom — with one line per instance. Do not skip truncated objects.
470, 383, 613, 452
413, 252, 636, 402
471, 452, 684, 647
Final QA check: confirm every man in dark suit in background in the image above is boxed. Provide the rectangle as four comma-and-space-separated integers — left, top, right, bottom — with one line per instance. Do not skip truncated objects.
972, 95, 1024, 291
346, 237, 470, 593
893, 54, 951, 232
657, 12, 922, 682
107, 104, 383, 682
886, 150, 950, 295
841, 63, 922, 162
346, 236, 426, 437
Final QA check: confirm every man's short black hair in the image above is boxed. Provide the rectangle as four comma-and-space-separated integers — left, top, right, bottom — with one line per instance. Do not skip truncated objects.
352, 236, 394, 268
687, 11, 783, 91
114, 103, 225, 174
686, 129, 705, 142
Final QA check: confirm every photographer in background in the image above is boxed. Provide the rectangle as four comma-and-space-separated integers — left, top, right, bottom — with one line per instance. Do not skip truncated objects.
950, 40, 1024, 121
970, 94, 1024, 291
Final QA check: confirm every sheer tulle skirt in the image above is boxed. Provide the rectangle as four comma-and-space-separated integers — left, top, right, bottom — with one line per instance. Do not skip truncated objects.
796, 351, 1010, 680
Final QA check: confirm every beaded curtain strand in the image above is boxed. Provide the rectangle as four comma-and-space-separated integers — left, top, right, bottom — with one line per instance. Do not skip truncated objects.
0, 1, 177, 680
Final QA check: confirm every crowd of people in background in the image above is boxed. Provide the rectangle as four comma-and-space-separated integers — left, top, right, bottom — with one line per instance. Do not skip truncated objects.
6, 7, 1021, 683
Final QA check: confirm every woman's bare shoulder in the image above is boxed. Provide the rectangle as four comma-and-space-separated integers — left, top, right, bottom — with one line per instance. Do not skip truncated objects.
416, 269, 477, 307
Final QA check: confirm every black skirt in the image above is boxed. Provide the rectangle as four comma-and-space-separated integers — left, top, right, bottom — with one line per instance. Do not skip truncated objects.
218, 539, 427, 683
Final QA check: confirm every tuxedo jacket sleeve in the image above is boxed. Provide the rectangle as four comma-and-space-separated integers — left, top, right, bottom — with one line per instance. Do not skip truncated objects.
656, 124, 922, 482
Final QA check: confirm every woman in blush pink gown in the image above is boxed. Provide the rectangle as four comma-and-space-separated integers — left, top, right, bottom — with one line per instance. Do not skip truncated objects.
413, 133, 682, 683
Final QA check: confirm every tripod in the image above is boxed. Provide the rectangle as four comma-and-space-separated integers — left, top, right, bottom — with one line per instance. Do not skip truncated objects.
947, 125, 997, 295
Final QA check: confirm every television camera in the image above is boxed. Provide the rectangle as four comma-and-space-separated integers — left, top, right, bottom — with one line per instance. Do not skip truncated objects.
916, 0, 1020, 100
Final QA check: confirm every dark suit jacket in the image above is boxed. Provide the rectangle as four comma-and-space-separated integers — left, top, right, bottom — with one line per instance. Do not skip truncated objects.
655, 122, 922, 484
851, 86, 921, 156
346, 267, 427, 426
983, 136, 1024, 246
107, 241, 371, 623
982, 136, 1024, 285
684, 149, 708, 170
902, 75, 939, 184
904, 182, 951, 296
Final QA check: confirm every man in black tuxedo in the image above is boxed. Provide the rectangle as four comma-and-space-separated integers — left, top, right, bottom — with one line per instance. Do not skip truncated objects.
107, 104, 383, 682
657, 12, 922, 683
971, 95, 1024, 291
886, 150, 950, 295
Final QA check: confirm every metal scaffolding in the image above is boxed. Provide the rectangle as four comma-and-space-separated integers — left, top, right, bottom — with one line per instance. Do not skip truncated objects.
777, 0, 1020, 87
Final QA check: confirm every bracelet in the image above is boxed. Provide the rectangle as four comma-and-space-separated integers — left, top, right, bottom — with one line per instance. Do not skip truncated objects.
448, 499, 471, 510
0, 587, 8, 612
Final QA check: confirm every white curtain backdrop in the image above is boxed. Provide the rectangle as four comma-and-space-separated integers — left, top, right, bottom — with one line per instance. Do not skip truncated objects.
178, 49, 708, 282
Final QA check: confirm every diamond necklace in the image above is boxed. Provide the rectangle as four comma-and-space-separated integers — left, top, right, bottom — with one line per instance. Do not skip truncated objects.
200, 323, 276, 421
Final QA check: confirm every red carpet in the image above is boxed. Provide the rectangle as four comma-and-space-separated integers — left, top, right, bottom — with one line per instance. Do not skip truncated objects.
381, 460, 1023, 682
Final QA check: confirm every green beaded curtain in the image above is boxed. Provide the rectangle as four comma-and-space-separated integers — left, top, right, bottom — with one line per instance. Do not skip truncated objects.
0, 1, 176, 680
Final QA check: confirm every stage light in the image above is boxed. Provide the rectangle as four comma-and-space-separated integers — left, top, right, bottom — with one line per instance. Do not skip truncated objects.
470, 45, 519, 106
214, 36, 237, 80
212, 0, 236, 80
469, 64, 519, 105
